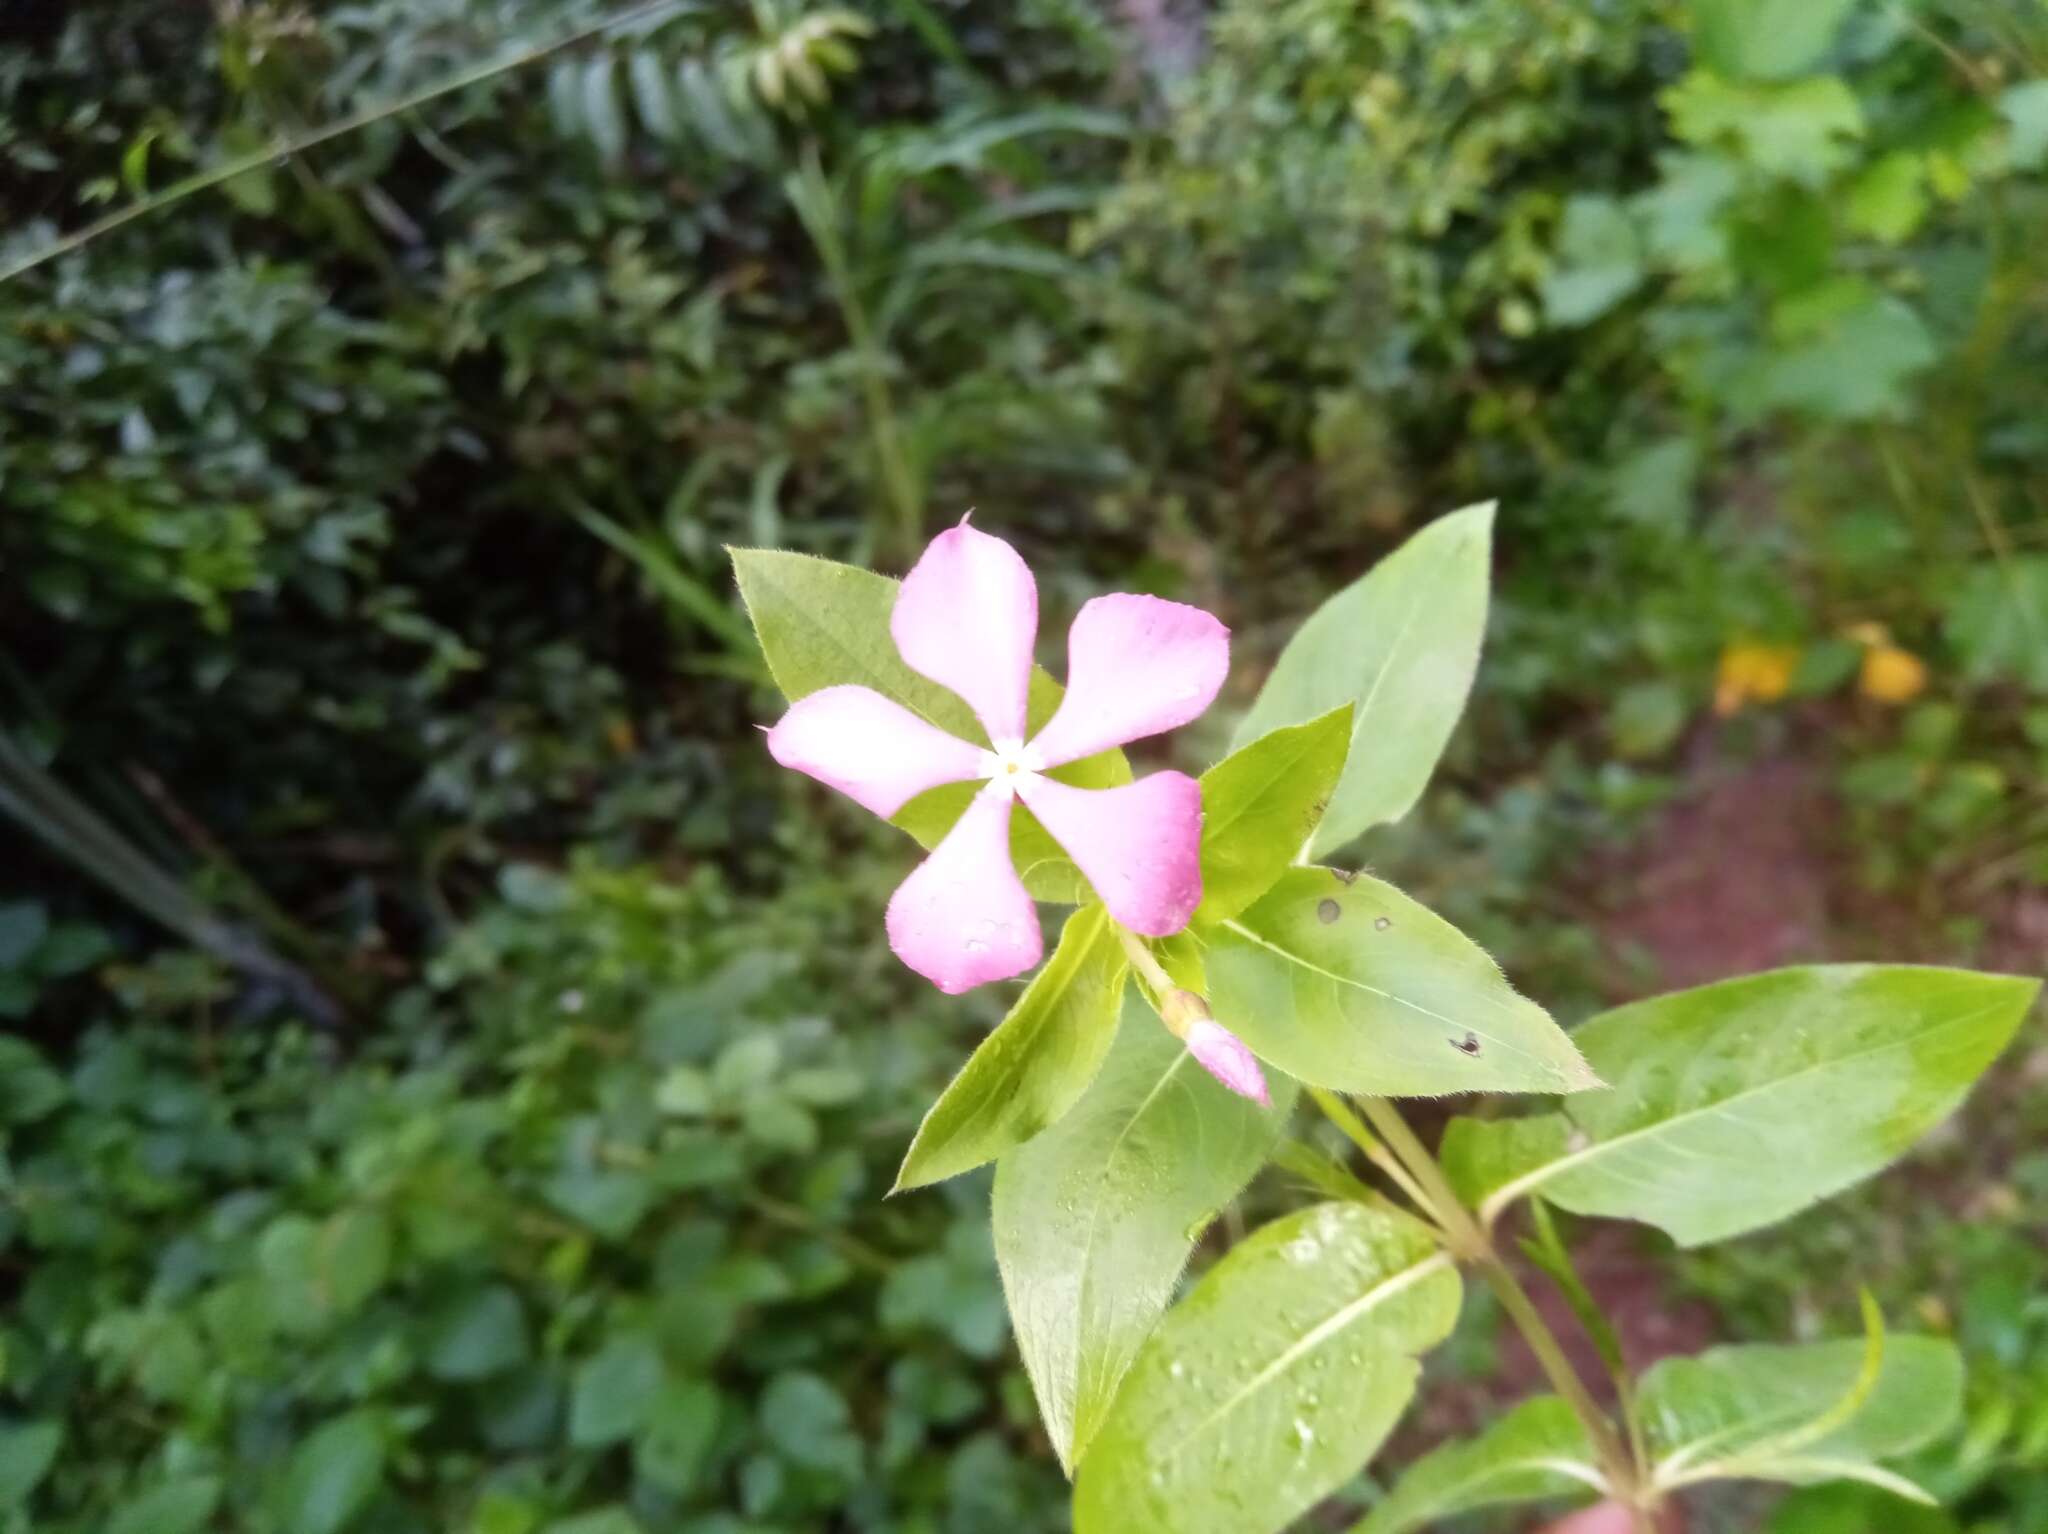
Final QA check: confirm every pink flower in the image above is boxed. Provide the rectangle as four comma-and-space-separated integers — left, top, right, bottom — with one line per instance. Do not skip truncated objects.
767, 520, 1229, 994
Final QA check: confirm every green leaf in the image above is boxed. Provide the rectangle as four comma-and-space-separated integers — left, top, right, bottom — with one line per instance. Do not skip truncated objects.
1765, 1483, 1960, 1534
0, 1420, 61, 1507
1845, 152, 1930, 245
1747, 291, 1937, 423
760, 1370, 863, 1477
993, 1006, 1295, 1471
634, 1379, 720, 1495
1207, 868, 1598, 1097
1453, 966, 2038, 1246
1691, 0, 1858, 82
0, 1036, 66, 1124
895, 905, 1128, 1191
543, 1164, 655, 1240
1608, 680, 1688, 759
1635, 151, 1740, 271
423, 1285, 531, 1382
1352, 1397, 1600, 1534
628, 51, 680, 144
1641, 1334, 1962, 1499
1194, 706, 1352, 925
2003, 80, 2048, 171
257, 1207, 391, 1331
324, 1206, 393, 1314
570, 1332, 666, 1447
583, 57, 628, 168
1542, 196, 1644, 326
107, 1476, 224, 1534
0, 902, 48, 968
1665, 73, 1863, 186
729, 547, 1129, 901
278, 1411, 385, 1534
1234, 506, 1491, 856
1072, 1203, 1460, 1534
1944, 557, 2048, 692
545, 1511, 643, 1534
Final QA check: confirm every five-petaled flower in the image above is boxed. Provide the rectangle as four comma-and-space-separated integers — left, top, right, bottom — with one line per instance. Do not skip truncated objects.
766, 519, 1228, 996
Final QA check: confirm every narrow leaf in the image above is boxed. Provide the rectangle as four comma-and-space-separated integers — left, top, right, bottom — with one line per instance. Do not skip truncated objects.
1194, 705, 1352, 924
1208, 868, 1598, 1097
583, 56, 628, 167
1456, 966, 2038, 1246
628, 50, 679, 142
1235, 504, 1492, 854
729, 548, 1129, 902
895, 906, 1127, 1191
1352, 1397, 1602, 1534
993, 1008, 1294, 1471
1642, 1333, 1961, 1492
1073, 1203, 1461, 1534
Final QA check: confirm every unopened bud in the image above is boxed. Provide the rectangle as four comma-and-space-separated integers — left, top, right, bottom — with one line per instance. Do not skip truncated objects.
1185, 1018, 1270, 1107
1153, 989, 1270, 1105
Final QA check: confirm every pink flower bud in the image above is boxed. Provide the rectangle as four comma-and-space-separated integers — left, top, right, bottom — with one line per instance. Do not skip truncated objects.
1185, 1018, 1271, 1107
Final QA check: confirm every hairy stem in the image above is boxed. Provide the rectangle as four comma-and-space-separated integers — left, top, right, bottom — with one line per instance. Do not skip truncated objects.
1352, 1095, 1645, 1516
1112, 925, 1176, 1001
1305, 1086, 1441, 1225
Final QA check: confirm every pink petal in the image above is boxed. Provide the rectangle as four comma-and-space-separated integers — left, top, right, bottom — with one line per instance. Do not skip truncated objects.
891, 520, 1038, 747
1185, 1019, 1271, 1106
886, 784, 1043, 994
1014, 772, 1203, 936
767, 685, 987, 818
1026, 594, 1229, 768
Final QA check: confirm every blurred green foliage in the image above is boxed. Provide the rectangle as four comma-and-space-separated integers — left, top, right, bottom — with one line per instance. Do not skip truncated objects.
0, 860, 1059, 1533
3, 0, 2047, 1528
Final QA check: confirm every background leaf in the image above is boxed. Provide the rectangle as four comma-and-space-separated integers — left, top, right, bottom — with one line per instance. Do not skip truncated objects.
1455, 966, 2039, 1245
1194, 706, 1352, 925
0, 1421, 61, 1508
1207, 868, 1598, 1096
993, 1006, 1294, 1470
1690, 0, 1859, 83
106, 1477, 223, 1534
896, 905, 1127, 1190
1073, 1202, 1461, 1534
277, 1411, 385, 1534
1234, 504, 1493, 856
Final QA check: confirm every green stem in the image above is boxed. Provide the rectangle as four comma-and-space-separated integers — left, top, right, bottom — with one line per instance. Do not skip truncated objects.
1113, 924, 1176, 1001
1305, 1086, 1441, 1227
1352, 1095, 1644, 1516
0, 0, 697, 287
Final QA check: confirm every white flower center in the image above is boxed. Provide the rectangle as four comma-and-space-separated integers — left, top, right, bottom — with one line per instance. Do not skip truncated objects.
978, 737, 1044, 797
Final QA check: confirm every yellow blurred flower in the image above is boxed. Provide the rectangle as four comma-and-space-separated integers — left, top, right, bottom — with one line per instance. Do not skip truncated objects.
1859, 643, 1928, 705
1713, 642, 1799, 716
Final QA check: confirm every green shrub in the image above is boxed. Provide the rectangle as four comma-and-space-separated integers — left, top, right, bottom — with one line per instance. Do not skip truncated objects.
0, 856, 1061, 1533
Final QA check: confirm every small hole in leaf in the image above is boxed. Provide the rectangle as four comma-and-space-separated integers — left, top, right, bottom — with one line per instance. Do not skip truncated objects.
1450, 1032, 1480, 1055
1373, 916, 1391, 931
1316, 898, 1341, 924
